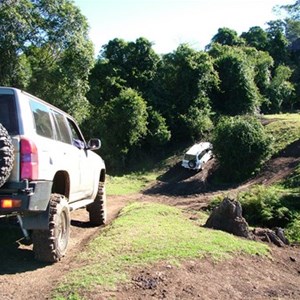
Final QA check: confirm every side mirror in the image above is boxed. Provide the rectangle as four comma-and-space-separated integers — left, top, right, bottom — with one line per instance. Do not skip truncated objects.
87, 138, 101, 150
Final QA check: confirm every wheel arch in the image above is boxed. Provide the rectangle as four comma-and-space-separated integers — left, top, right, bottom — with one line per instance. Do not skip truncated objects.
99, 168, 106, 183
51, 171, 70, 199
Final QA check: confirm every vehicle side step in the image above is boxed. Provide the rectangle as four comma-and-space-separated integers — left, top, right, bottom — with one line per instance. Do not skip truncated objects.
68, 199, 94, 211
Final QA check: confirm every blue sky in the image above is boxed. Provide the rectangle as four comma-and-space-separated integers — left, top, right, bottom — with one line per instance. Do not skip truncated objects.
72, 0, 294, 55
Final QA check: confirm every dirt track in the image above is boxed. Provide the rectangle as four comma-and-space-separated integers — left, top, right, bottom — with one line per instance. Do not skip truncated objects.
0, 140, 300, 299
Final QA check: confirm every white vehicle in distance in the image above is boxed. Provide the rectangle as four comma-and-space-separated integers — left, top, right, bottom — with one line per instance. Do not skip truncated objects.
182, 142, 213, 171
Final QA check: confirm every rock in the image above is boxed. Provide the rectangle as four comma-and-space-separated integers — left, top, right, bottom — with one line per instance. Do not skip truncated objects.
252, 227, 289, 247
275, 227, 289, 245
204, 197, 250, 238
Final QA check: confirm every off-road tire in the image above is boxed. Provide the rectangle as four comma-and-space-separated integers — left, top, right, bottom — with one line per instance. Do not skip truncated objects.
188, 160, 196, 169
87, 182, 107, 226
32, 194, 70, 263
0, 123, 14, 187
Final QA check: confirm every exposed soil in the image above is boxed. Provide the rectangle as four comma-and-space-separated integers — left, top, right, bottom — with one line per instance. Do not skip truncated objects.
0, 140, 300, 300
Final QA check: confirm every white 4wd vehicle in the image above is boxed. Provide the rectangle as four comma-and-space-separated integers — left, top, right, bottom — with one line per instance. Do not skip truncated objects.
182, 142, 213, 171
0, 87, 106, 262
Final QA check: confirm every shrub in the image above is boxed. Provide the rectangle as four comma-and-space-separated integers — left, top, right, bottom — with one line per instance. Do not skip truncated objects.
213, 115, 273, 181
285, 214, 300, 243
237, 185, 293, 227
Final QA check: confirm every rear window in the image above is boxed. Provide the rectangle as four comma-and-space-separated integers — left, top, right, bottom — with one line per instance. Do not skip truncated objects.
52, 111, 72, 144
0, 90, 19, 135
30, 100, 54, 139
184, 154, 197, 161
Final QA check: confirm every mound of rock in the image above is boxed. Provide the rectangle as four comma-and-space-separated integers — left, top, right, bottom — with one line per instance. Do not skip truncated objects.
204, 197, 250, 238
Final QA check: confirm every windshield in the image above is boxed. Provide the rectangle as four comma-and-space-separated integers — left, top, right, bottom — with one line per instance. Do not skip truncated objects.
0, 91, 19, 135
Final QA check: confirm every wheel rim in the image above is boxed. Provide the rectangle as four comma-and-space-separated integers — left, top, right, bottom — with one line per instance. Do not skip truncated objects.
188, 160, 196, 168
57, 209, 69, 252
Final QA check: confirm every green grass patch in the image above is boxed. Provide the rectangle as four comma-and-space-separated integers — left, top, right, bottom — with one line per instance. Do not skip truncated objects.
264, 113, 300, 154
106, 172, 158, 195
54, 202, 269, 299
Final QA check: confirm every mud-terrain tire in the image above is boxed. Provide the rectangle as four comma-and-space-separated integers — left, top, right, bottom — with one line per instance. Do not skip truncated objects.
87, 182, 107, 226
0, 123, 14, 187
32, 194, 70, 263
188, 160, 196, 169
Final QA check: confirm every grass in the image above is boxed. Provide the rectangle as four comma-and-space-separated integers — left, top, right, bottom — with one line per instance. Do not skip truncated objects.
263, 113, 300, 154
54, 202, 270, 299
106, 172, 159, 195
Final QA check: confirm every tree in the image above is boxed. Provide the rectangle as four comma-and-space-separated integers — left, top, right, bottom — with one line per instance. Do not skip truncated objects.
210, 45, 261, 115
213, 116, 273, 182
266, 20, 289, 66
266, 65, 296, 112
180, 97, 214, 141
208, 27, 245, 49
241, 47, 274, 106
280, 0, 300, 21
279, 0, 300, 107
241, 26, 268, 51
0, 0, 33, 87
0, 0, 94, 123
145, 107, 171, 148
151, 44, 218, 141
88, 37, 160, 106
98, 88, 148, 170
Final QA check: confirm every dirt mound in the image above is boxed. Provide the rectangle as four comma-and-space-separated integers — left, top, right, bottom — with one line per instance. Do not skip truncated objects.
145, 159, 218, 196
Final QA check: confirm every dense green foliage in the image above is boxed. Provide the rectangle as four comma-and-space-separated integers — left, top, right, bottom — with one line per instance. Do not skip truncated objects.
0, 0, 94, 123
95, 88, 149, 170
213, 116, 273, 181
1, 0, 299, 174
238, 186, 293, 227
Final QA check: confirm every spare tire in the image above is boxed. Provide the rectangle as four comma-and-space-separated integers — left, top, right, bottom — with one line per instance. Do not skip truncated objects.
188, 160, 196, 169
0, 123, 14, 187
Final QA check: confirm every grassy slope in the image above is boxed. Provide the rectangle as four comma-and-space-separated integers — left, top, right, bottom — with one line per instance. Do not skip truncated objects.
264, 113, 300, 154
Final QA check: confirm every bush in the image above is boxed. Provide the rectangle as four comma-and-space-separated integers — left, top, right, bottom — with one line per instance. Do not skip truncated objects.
213, 115, 273, 181
237, 185, 292, 227
285, 214, 300, 243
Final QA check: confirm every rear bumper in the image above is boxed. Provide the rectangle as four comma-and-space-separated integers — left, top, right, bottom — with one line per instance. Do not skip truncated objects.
0, 180, 52, 215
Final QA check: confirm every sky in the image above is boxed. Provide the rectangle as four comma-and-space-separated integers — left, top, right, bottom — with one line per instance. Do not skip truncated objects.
72, 0, 294, 56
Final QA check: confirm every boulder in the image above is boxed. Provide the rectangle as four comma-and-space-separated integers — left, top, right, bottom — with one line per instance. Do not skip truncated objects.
204, 197, 250, 238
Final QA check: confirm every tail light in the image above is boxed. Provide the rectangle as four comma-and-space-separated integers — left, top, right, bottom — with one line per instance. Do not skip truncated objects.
20, 138, 38, 180
0, 199, 22, 209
